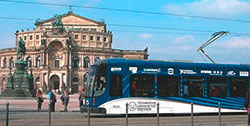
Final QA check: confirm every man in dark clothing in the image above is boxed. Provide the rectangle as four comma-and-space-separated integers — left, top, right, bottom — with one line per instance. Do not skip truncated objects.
244, 88, 250, 126
79, 89, 85, 113
49, 89, 57, 112
61, 90, 70, 112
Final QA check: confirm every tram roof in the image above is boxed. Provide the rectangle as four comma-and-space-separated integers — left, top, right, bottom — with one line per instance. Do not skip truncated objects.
103, 58, 250, 70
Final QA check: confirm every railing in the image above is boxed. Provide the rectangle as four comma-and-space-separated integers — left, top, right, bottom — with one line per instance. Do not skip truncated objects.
0, 101, 247, 126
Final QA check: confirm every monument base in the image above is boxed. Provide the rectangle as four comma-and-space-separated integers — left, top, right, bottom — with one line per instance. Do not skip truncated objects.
1, 88, 34, 97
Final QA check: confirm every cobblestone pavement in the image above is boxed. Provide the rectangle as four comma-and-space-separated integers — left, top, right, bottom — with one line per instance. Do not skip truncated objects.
0, 95, 248, 126
0, 94, 80, 112
0, 111, 248, 126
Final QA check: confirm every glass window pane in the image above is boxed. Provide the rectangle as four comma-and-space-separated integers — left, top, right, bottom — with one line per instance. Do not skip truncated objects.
158, 76, 180, 97
230, 78, 248, 97
110, 75, 122, 97
90, 36, 94, 40
84, 57, 90, 68
30, 35, 33, 40
82, 35, 86, 40
130, 75, 155, 97
183, 77, 204, 97
93, 64, 107, 97
207, 77, 227, 97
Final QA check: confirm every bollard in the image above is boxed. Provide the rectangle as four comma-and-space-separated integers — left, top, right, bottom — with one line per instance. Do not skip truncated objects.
6, 102, 9, 126
157, 102, 160, 126
126, 103, 128, 126
88, 104, 90, 126
49, 103, 51, 126
218, 103, 221, 126
191, 102, 194, 126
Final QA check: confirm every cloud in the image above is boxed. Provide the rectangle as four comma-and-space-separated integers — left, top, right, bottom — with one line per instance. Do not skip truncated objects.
173, 35, 195, 44
139, 33, 153, 39
223, 37, 250, 49
164, 0, 250, 17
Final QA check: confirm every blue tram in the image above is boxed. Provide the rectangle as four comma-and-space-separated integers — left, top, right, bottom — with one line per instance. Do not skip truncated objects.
85, 58, 250, 114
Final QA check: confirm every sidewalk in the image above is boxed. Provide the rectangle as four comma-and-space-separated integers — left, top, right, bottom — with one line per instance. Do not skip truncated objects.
0, 94, 81, 112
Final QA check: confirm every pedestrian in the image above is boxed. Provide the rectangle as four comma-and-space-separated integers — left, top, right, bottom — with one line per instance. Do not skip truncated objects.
244, 87, 250, 126
130, 81, 137, 97
36, 89, 44, 111
60, 90, 70, 112
49, 89, 57, 112
79, 89, 85, 112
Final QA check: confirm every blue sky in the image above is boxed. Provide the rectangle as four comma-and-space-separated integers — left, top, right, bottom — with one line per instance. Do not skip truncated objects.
0, 0, 250, 64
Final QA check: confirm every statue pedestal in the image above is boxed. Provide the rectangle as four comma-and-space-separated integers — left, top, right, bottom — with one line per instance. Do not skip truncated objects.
1, 59, 35, 97
1, 88, 33, 97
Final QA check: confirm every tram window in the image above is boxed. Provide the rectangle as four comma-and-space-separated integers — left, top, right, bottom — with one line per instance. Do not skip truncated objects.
110, 75, 122, 97
158, 76, 180, 97
130, 75, 155, 97
93, 63, 107, 97
207, 77, 227, 97
230, 78, 248, 97
183, 77, 204, 97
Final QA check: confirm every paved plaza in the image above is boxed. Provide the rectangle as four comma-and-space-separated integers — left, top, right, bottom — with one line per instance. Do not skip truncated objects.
0, 95, 249, 126
0, 111, 248, 126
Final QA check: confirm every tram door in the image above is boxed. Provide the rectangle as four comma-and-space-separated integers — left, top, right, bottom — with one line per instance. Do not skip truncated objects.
230, 78, 248, 97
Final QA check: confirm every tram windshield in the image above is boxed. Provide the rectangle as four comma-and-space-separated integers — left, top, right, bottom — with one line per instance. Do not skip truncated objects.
85, 63, 107, 98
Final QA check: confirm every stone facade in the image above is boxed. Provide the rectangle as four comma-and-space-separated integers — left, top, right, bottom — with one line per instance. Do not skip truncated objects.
0, 11, 148, 94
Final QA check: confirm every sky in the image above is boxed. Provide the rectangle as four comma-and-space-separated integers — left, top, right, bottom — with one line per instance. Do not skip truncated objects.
0, 0, 250, 64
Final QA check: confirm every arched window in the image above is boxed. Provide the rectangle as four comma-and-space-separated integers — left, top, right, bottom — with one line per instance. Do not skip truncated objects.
72, 77, 79, 83
26, 57, 32, 67
9, 57, 14, 68
83, 57, 90, 68
36, 56, 41, 68
94, 57, 100, 62
72, 56, 79, 68
3, 58, 7, 68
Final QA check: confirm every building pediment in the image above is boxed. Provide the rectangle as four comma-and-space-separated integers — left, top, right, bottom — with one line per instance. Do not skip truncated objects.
36, 12, 105, 26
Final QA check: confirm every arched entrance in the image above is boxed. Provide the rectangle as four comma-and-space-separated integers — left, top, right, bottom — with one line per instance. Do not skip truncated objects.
72, 77, 79, 94
50, 75, 60, 91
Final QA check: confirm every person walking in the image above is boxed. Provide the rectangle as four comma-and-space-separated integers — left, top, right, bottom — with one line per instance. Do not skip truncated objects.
79, 89, 85, 112
244, 88, 250, 126
36, 89, 43, 111
131, 81, 137, 97
49, 89, 57, 112
61, 90, 70, 112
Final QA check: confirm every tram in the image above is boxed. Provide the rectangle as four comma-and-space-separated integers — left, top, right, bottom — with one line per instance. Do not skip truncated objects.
84, 58, 250, 114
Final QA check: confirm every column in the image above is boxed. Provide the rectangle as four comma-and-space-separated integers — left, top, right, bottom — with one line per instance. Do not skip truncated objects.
46, 51, 49, 68
60, 73, 63, 92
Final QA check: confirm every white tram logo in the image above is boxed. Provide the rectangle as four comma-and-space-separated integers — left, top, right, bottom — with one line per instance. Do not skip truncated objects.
210, 71, 223, 75
143, 68, 161, 72
128, 101, 157, 112
128, 102, 137, 111
227, 71, 236, 76
129, 67, 138, 73
111, 67, 122, 72
180, 69, 196, 74
168, 68, 174, 75
240, 71, 249, 77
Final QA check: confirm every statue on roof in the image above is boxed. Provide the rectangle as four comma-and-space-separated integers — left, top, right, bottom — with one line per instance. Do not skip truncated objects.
52, 14, 63, 28
17, 37, 26, 58
68, 5, 73, 13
